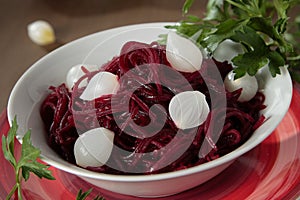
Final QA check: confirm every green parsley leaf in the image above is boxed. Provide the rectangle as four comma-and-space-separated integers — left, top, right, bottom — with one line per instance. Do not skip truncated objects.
22, 161, 55, 180
203, 19, 245, 52
230, 24, 268, 52
204, 0, 227, 21
274, 0, 290, 18
18, 131, 40, 166
2, 116, 55, 200
2, 135, 16, 167
182, 0, 195, 15
76, 189, 92, 200
2, 116, 17, 168
267, 50, 286, 77
76, 188, 105, 200
232, 52, 269, 78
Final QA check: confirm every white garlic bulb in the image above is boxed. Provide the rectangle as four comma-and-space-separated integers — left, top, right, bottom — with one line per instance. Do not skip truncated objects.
224, 71, 258, 102
166, 31, 203, 73
27, 20, 55, 45
66, 64, 98, 90
74, 127, 115, 168
80, 71, 120, 101
169, 91, 210, 129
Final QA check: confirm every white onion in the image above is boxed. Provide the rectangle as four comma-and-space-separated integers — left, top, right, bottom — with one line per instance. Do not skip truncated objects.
213, 39, 244, 63
74, 127, 115, 168
169, 91, 210, 129
27, 20, 55, 45
66, 64, 98, 90
224, 71, 258, 102
166, 31, 203, 73
80, 71, 120, 101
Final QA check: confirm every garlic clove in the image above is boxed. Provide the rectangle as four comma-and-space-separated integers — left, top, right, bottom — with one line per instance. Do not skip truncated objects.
74, 127, 115, 168
80, 71, 120, 101
66, 64, 98, 90
166, 31, 203, 73
169, 91, 210, 129
213, 39, 244, 63
224, 71, 258, 102
27, 20, 56, 45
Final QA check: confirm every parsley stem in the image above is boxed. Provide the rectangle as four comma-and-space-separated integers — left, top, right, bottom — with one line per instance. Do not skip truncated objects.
225, 0, 249, 12
16, 167, 22, 200
6, 184, 17, 200
287, 55, 300, 61
225, 0, 262, 17
5, 166, 22, 200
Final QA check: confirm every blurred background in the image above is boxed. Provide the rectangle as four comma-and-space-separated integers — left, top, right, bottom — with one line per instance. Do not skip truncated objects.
0, 0, 207, 111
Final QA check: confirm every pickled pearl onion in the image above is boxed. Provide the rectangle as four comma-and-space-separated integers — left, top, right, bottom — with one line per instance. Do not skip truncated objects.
74, 127, 115, 168
27, 20, 55, 45
213, 39, 244, 63
169, 91, 210, 130
166, 31, 203, 73
66, 64, 98, 90
80, 71, 120, 101
224, 71, 258, 102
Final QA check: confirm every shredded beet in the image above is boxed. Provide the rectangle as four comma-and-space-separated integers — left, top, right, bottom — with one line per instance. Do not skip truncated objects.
40, 41, 265, 175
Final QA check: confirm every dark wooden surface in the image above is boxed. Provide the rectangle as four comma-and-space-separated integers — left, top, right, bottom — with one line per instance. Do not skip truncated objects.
0, 0, 207, 110
1, 1, 299, 111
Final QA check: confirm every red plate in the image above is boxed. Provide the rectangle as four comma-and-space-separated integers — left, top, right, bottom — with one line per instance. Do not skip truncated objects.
1, 86, 300, 200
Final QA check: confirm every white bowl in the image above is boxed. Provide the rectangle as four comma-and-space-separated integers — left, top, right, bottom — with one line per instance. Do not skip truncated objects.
7, 22, 293, 197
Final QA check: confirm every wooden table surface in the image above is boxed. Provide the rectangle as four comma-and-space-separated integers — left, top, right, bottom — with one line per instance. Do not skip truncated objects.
0, 0, 206, 111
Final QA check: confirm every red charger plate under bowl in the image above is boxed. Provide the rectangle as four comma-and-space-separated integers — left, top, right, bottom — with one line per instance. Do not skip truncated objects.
1, 85, 300, 200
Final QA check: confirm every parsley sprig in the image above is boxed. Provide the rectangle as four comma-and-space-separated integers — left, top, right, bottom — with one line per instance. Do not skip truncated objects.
168, 0, 300, 80
2, 116, 55, 200
76, 189, 105, 200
